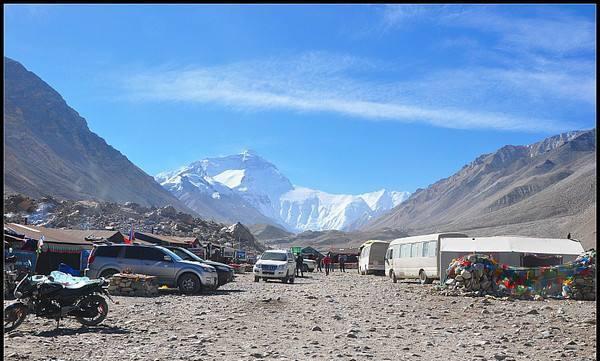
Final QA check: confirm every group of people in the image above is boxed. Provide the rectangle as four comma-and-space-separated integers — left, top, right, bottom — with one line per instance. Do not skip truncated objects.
294, 252, 351, 277
317, 253, 348, 275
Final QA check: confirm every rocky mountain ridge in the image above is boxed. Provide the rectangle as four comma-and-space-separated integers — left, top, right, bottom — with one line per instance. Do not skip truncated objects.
365, 129, 596, 249
3, 194, 266, 252
3, 57, 190, 212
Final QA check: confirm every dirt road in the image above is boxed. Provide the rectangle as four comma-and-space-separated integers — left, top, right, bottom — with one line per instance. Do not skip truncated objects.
3, 271, 597, 360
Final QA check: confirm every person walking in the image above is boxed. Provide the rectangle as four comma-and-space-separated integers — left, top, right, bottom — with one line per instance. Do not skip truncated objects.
339, 254, 346, 272
317, 254, 323, 272
323, 253, 331, 276
296, 253, 304, 277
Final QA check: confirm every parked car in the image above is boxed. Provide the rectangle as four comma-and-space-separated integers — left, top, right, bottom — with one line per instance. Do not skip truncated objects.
253, 250, 296, 283
302, 258, 316, 272
165, 246, 235, 287
85, 244, 218, 294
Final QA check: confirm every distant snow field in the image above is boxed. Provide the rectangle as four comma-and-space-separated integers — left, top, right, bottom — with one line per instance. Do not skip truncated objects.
156, 151, 410, 232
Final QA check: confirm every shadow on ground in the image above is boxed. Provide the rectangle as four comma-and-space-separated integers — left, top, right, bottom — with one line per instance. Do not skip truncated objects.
156, 288, 247, 296
31, 324, 130, 337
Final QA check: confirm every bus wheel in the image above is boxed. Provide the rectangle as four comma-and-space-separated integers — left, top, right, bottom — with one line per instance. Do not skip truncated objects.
419, 270, 432, 285
392, 271, 398, 283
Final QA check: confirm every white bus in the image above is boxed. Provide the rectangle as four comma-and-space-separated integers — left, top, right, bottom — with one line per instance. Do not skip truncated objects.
385, 233, 467, 284
358, 240, 390, 275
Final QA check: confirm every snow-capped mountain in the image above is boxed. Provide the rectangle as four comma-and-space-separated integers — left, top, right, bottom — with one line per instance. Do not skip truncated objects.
279, 187, 409, 231
156, 151, 409, 232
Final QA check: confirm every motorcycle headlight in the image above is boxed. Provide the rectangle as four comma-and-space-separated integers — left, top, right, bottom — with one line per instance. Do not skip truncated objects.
14, 291, 22, 298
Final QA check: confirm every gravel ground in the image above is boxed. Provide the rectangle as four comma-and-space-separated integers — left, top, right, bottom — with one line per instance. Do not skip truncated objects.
3, 271, 597, 361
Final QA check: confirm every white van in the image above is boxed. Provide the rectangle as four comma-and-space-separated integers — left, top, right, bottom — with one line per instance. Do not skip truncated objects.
385, 233, 467, 284
358, 240, 390, 275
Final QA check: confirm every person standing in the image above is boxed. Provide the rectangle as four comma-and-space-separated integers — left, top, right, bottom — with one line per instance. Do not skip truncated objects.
323, 253, 331, 276
296, 253, 304, 277
339, 254, 346, 272
317, 254, 323, 272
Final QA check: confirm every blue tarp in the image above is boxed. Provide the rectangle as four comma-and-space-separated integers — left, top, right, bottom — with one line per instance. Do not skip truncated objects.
58, 263, 81, 276
12, 250, 37, 270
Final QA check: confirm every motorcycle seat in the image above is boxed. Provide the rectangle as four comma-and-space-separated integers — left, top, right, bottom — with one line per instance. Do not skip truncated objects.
57, 282, 103, 298
63, 282, 90, 289
63, 281, 101, 289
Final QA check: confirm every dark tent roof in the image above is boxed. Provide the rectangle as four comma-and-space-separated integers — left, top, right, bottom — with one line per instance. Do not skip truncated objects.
5, 223, 124, 245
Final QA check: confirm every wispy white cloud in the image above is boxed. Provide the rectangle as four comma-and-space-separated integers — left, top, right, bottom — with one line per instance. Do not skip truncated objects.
122, 52, 584, 133
379, 5, 596, 56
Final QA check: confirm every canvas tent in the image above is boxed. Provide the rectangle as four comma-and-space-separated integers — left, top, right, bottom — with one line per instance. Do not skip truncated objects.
327, 248, 360, 263
301, 246, 324, 260
4, 223, 125, 275
438, 236, 585, 280
133, 231, 199, 248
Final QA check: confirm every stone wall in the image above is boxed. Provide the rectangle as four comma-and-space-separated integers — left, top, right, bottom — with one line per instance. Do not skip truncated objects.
107, 273, 159, 297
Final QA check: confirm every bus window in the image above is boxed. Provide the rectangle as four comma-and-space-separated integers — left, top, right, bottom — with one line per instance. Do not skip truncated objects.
388, 248, 393, 259
411, 243, 418, 257
416, 242, 423, 258
422, 242, 428, 257
427, 241, 436, 257
401, 244, 409, 258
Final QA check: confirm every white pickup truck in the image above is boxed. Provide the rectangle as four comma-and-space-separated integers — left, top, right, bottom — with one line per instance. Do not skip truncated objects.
302, 258, 316, 272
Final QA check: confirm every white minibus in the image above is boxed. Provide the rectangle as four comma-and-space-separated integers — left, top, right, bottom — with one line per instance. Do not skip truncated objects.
385, 233, 467, 284
358, 240, 390, 275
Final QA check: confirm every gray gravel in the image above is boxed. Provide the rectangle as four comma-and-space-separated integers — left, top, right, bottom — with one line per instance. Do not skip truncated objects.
4, 271, 597, 361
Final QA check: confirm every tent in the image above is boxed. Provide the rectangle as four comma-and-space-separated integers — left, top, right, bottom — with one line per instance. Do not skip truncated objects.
5, 223, 124, 275
133, 231, 199, 247
301, 246, 324, 260
438, 236, 585, 280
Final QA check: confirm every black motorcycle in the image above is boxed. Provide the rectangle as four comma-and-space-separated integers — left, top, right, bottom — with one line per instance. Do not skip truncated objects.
3, 256, 32, 299
4, 273, 113, 332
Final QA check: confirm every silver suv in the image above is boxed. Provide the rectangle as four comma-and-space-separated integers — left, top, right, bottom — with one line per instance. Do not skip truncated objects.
85, 244, 218, 294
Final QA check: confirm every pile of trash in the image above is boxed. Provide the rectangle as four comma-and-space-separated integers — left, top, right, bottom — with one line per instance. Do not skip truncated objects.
442, 250, 596, 300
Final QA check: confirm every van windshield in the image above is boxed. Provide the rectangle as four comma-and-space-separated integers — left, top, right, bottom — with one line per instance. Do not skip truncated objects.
260, 252, 287, 261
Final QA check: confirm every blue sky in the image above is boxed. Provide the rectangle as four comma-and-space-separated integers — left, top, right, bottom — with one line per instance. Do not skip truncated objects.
4, 4, 596, 194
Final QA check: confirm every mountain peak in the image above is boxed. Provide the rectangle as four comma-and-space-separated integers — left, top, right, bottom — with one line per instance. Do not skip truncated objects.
240, 149, 258, 159
158, 152, 410, 232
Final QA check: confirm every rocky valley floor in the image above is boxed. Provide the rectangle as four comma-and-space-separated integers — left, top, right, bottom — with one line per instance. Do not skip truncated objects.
3, 271, 597, 361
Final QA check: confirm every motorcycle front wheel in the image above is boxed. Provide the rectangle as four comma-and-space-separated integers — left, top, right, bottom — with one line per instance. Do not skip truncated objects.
4, 302, 28, 332
76, 295, 108, 326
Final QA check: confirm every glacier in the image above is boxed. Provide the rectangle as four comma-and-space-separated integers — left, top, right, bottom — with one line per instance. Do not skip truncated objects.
156, 150, 409, 232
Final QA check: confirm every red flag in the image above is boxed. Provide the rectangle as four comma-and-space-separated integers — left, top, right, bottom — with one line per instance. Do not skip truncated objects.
124, 224, 134, 245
